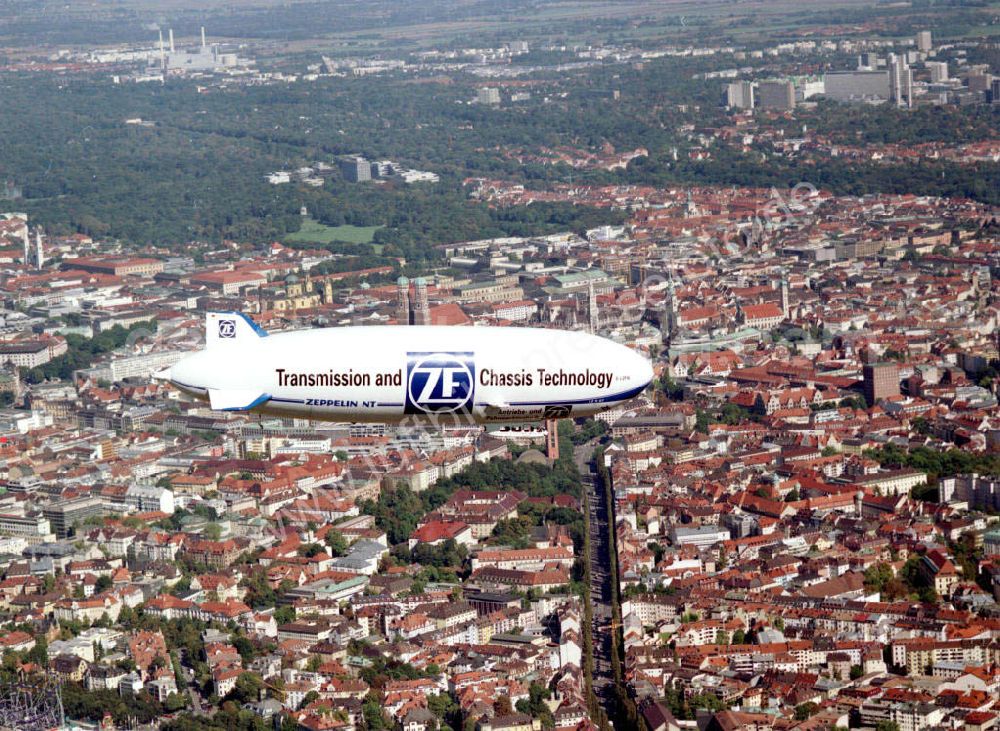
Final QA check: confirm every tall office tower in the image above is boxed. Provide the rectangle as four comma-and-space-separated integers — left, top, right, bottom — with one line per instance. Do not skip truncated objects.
888, 54, 913, 108
339, 156, 371, 182
927, 61, 949, 83
725, 80, 755, 110
902, 65, 913, 107
477, 87, 501, 105
967, 72, 992, 94
863, 363, 900, 405
396, 276, 411, 325
756, 80, 795, 111
412, 278, 431, 326
916, 30, 932, 53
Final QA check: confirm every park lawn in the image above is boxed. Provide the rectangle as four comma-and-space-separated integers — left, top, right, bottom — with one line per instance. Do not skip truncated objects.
285, 218, 383, 245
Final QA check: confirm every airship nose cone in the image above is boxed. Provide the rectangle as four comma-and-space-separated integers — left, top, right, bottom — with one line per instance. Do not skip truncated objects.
633, 351, 654, 389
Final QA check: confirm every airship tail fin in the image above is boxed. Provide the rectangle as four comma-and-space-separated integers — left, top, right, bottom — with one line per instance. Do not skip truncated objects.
205, 312, 269, 349
209, 388, 271, 412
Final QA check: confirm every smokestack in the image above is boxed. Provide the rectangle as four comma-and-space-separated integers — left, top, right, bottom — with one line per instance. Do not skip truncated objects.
169, 28, 175, 52
201, 26, 206, 49
158, 30, 165, 69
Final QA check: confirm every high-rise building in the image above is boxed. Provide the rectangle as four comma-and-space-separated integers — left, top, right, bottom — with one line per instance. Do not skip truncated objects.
916, 30, 932, 53
725, 80, 755, 110
857, 52, 879, 70
824, 71, 890, 102
863, 363, 900, 405
968, 72, 992, 94
339, 156, 371, 183
940, 474, 1000, 512
42, 496, 105, 538
756, 80, 795, 111
991, 78, 1000, 104
477, 87, 501, 105
927, 61, 949, 83
888, 54, 913, 108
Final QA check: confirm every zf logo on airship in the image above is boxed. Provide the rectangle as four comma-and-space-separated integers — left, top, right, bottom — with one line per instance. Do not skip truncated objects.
405, 352, 475, 414
218, 319, 237, 338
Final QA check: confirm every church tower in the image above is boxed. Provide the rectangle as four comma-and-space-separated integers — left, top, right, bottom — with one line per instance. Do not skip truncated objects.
412, 278, 431, 326
662, 278, 678, 344
588, 282, 598, 334
396, 276, 411, 325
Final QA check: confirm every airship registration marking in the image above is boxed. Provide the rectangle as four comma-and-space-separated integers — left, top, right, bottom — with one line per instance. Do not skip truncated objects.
305, 399, 378, 408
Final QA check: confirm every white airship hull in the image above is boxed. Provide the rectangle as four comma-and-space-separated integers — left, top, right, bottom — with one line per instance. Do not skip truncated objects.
162, 313, 652, 424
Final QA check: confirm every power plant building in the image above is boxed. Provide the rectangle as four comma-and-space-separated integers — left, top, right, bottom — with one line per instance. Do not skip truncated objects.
158, 27, 243, 74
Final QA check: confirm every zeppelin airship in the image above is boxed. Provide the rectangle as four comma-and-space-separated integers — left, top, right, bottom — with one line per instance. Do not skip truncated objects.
156, 312, 652, 424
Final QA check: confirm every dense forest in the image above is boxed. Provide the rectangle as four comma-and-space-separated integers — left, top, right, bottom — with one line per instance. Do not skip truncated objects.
0, 71, 644, 260
1, 26, 997, 257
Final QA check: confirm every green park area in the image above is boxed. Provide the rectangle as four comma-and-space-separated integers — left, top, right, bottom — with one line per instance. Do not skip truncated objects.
284, 218, 384, 245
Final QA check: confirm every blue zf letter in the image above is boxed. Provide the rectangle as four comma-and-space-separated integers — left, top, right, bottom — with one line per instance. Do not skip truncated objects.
405, 352, 475, 414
